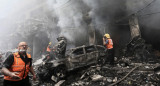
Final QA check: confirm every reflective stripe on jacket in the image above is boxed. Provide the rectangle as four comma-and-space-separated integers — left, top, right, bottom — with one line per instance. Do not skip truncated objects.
4, 52, 31, 81
105, 39, 113, 49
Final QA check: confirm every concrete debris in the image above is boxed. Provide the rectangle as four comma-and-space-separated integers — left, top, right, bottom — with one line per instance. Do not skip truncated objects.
55, 80, 65, 86
71, 81, 89, 86
90, 75, 104, 81
124, 36, 158, 63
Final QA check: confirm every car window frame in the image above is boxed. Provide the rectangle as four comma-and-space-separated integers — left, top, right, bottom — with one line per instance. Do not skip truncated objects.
71, 47, 86, 58
84, 45, 97, 53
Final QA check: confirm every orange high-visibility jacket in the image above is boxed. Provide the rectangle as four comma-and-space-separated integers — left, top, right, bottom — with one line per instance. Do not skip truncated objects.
4, 52, 31, 81
46, 45, 51, 52
105, 39, 113, 49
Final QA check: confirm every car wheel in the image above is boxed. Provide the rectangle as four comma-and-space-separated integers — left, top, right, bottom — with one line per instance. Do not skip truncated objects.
54, 65, 67, 80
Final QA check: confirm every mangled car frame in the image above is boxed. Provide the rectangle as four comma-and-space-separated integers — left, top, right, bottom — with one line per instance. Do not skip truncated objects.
35, 44, 107, 84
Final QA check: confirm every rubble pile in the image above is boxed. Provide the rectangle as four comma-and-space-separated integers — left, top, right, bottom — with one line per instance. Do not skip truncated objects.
67, 66, 117, 86
66, 64, 160, 86
124, 36, 158, 63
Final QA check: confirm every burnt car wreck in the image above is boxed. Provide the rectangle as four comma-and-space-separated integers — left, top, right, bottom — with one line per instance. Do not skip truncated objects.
65, 45, 107, 70
33, 37, 108, 85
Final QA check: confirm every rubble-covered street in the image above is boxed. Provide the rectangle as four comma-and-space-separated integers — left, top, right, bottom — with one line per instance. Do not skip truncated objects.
65, 64, 160, 86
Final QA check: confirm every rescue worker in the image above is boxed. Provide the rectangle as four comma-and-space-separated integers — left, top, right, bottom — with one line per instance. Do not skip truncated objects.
46, 42, 52, 52
44, 42, 55, 62
56, 36, 67, 58
103, 33, 114, 65
1, 42, 36, 86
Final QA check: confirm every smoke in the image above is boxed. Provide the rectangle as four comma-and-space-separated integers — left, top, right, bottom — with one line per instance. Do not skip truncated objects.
0, 0, 32, 50
126, 0, 160, 29
47, 0, 128, 46
0, 0, 132, 56
1, 0, 160, 57
83, 0, 125, 33
0, 0, 52, 56
126, 0, 160, 49
47, 0, 90, 46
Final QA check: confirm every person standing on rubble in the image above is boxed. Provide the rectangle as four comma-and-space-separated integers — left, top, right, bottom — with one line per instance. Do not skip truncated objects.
103, 33, 114, 65
1, 42, 36, 86
46, 42, 52, 53
44, 42, 55, 61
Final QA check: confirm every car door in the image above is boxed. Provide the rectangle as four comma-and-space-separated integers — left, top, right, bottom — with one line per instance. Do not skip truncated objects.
96, 45, 107, 57
85, 45, 98, 65
70, 47, 86, 68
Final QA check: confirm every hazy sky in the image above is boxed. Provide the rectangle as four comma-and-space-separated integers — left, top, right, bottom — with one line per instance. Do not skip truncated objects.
0, 0, 18, 19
